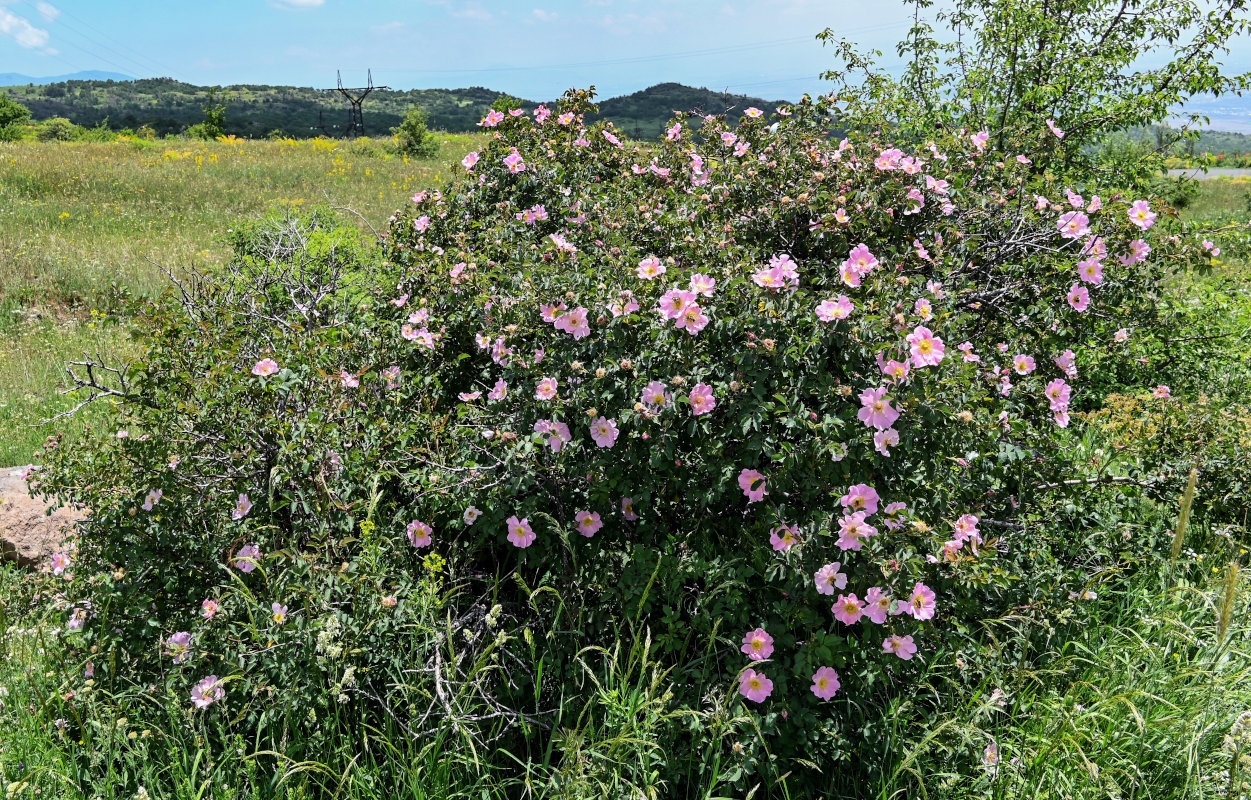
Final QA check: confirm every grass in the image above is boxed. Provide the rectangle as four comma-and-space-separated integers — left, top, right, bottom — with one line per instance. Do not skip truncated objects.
0, 133, 478, 465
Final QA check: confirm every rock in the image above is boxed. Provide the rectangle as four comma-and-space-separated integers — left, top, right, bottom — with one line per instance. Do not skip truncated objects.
0, 466, 81, 567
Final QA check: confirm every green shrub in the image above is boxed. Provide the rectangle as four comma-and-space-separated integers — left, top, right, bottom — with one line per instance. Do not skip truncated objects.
392, 107, 438, 158
35, 116, 82, 142
0, 91, 31, 129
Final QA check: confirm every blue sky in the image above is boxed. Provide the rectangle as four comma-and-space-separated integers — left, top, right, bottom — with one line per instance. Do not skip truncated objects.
0, 0, 920, 100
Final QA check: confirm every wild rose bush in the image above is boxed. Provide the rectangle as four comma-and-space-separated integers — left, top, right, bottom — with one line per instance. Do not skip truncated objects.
37, 87, 1207, 788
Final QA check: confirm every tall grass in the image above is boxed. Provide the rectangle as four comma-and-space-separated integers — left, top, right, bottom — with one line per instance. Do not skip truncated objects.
0, 135, 477, 464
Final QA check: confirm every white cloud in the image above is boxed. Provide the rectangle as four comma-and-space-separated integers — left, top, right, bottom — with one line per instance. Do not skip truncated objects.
453, 7, 492, 20
271, 0, 324, 8
35, 2, 59, 22
370, 20, 404, 33
533, 8, 558, 21
0, 6, 50, 49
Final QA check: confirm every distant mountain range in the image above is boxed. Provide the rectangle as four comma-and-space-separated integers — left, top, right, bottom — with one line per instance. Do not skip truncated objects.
0, 77, 784, 141
0, 70, 133, 85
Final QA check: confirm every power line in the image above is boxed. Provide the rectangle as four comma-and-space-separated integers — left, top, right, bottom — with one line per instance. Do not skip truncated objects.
15, 1, 184, 80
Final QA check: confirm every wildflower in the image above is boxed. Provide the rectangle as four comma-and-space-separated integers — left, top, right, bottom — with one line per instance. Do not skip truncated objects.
271, 603, 289, 624
463, 506, 481, 525
481, 110, 505, 127
738, 668, 773, 702
1057, 211, 1090, 239
740, 628, 774, 660
1046, 118, 1065, 138
841, 244, 879, 286
407, 521, 433, 548
575, 510, 602, 537
676, 303, 709, 334
738, 469, 768, 503
621, 497, 639, 521
1012, 355, 1036, 375
1153, 384, 1171, 399
837, 512, 877, 551
769, 524, 798, 551
658, 289, 695, 319
1077, 257, 1104, 285
381, 595, 397, 608
641, 381, 670, 409
637, 257, 665, 280
506, 516, 536, 548
190, 675, 225, 709
1045, 379, 1071, 409
413, 216, 431, 233
906, 325, 946, 366
957, 342, 980, 363
1114, 328, 1129, 342
814, 562, 848, 595
554, 306, 591, 339
914, 298, 933, 319
589, 416, 619, 448
816, 295, 854, 322
665, 122, 681, 140
1128, 199, 1156, 230
873, 428, 901, 456
201, 599, 219, 619
503, 150, 526, 173
164, 632, 192, 664
970, 130, 989, 152
953, 514, 981, 544
252, 358, 279, 377
903, 582, 937, 620
458, 391, 482, 402
534, 419, 572, 452
744, 106, 763, 118
461, 151, 479, 170
881, 358, 910, 383
882, 634, 918, 660
142, 488, 163, 511
840, 483, 880, 515
810, 666, 841, 700
232, 545, 261, 574
689, 273, 716, 296
833, 593, 865, 624
1067, 284, 1090, 312
1054, 349, 1078, 378
858, 387, 900, 430
488, 379, 508, 401
863, 587, 893, 624
688, 383, 716, 415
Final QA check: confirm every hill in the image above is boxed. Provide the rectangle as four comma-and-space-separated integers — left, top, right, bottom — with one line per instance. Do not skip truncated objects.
0, 78, 783, 140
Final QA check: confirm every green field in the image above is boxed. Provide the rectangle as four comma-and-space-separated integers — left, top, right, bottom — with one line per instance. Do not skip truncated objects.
0, 134, 480, 465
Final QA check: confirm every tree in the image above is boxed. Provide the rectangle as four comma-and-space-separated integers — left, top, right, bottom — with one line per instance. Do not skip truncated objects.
391, 106, 438, 158
196, 86, 229, 139
0, 91, 31, 141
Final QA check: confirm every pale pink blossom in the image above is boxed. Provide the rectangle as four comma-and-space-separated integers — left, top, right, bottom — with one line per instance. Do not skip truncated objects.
1153, 384, 1171, 399
863, 587, 892, 624
858, 387, 900, 430
1012, 355, 1036, 375
738, 668, 773, 702
689, 273, 716, 296
463, 506, 481, 526
201, 598, 219, 619
883, 634, 918, 660
810, 666, 841, 700
906, 325, 946, 366
575, 510, 603, 537
232, 493, 253, 521
641, 381, 670, 409
958, 342, 980, 363
271, 603, 288, 624
461, 151, 479, 170
769, 524, 798, 551
1057, 211, 1091, 239
554, 306, 591, 339
903, 582, 937, 620
1045, 379, 1071, 409
488, 379, 508, 401
1077, 257, 1104, 285
836, 512, 877, 551
675, 303, 709, 335
738, 469, 767, 503
840, 483, 880, 515
740, 627, 774, 660
841, 244, 879, 286
590, 416, 619, 448
142, 488, 163, 511
833, 593, 865, 624
814, 562, 848, 595
1046, 118, 1065, 138
1067, 284, 1090, 312
506, 516, 537, 548
873, 427, 900, 456
233, 545, 261, 573
816, 296, 854, 322
1128, 200, 1156, 230
191, 675, 225, 709
407, 521, 432, 548
534, 377, 558, 401
637, 257, 666, 280
688, 383, 716, 415
621, 497, 638, 521
252, 358, 279, 377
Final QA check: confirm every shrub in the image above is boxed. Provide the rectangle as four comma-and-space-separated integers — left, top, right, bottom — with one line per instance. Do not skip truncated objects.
392, 106, 439, 158
0, 91, 31, 129
35, 116, 81, 142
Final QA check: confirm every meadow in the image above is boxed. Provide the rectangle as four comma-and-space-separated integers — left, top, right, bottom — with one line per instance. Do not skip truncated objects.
1, 116, 1249, 798
0, 133, 481, 465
